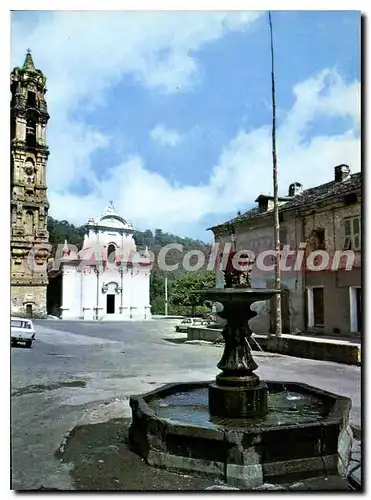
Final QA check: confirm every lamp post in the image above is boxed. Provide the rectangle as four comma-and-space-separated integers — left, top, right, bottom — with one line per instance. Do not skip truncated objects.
164, 274, 168, 316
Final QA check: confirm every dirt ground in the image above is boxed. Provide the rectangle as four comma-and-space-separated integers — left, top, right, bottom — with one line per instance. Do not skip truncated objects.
56, 418, 218, 491
54, 417, 350, 492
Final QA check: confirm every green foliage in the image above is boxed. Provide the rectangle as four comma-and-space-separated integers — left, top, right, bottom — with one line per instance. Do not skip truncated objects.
48, 217, 85, 254
150, 274, 165, 314
170, 271, 215, 316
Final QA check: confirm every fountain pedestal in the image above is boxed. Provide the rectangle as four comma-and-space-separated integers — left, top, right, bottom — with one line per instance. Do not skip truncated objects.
199, 289, 279, 419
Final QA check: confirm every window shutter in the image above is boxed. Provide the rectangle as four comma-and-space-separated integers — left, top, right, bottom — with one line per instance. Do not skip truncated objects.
344, 236, 351, 250
344, 219, 351, 236
354, 235, 360, 250
353, 217, 360, 234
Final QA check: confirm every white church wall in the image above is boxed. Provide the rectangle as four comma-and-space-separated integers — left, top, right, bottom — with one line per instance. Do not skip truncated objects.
120, 272, 132, 318
61, 264, 80, 319
81, 268, 96, 320
130, 269, 140, 319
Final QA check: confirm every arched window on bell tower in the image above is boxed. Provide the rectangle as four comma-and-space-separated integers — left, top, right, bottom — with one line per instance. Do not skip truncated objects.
26, 117, 36, 147
27, 91, 36, 107
107, 243, 116, 264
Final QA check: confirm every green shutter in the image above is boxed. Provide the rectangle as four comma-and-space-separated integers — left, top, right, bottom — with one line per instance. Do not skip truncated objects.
344, 219, 351, 235
353, 217, 360, 234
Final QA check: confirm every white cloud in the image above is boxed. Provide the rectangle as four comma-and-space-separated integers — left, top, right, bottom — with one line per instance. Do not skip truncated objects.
10, 13, 360, 238
11, 11, 261, 194
150, 124, 182, 147
47, 68, 360, 237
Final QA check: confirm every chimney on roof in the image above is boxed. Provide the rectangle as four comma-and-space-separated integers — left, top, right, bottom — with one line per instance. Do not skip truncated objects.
288, 182, 303, 197
255, 195, 274, 213
334, 164, 351, 182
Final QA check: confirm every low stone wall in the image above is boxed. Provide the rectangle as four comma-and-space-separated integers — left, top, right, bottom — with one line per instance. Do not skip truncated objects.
187, 326, 222, 342
254, 335, 360, 366
186, 327, 360, 366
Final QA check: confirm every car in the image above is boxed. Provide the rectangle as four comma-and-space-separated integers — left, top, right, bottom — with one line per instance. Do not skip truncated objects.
175, 318, 204, 333
11, 317, 35, 348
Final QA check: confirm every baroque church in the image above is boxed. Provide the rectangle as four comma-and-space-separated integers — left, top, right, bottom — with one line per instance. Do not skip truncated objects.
11, 52, 152, 320
54, 201, 152, 321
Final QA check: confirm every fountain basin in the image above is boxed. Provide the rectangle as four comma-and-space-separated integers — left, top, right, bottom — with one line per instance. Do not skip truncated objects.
129, 381, 352, 488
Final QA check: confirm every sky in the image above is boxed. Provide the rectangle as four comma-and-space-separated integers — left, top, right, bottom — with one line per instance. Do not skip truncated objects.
11, 10, 360, 241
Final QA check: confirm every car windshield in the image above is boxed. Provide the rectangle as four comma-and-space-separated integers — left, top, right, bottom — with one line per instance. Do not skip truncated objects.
11, 320, 31, 329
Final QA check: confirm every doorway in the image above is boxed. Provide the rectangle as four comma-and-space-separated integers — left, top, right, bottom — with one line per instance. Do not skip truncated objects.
313, 288, 324, 326
356, 288, 362, 332
26, 304, 33, 318
307, 287, 324, 328
106, 294, 115, 314
350, 287, 361, 333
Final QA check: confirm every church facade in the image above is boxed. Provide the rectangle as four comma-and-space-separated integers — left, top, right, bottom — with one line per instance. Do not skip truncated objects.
58, 202, 152, 321
10, 51, 51, 317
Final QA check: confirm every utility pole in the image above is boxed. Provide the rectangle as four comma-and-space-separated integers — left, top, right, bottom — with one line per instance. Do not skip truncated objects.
269, 11, 282, 337
164, 274, 168, 316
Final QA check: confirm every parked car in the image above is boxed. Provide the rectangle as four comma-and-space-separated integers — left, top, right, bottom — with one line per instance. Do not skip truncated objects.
175, 318, 204, 333
11, 317, 35, 348
202, 314, 214, 322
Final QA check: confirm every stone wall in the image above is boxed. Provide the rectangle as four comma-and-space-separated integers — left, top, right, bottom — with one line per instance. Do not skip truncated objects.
303, 198, 361, 256
303, 195, 361, 335
306, 268, 361, 335
11, 285, 47, 317
255, 334, 360, 365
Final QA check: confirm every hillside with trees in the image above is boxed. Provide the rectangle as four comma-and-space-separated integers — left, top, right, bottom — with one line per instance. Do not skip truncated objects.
47, 217, 215, 315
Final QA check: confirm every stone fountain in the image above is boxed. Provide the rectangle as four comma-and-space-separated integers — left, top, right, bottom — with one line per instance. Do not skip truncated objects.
129, 244, 353, 488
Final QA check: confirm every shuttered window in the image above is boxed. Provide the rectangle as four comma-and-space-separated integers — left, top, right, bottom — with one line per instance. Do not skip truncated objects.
344, 216, 361, 251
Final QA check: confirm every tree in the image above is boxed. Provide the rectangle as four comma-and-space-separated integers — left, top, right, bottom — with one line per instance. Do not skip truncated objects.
170, 271, 215, 316
47, 217, 85, 254
150, 274, 166, 314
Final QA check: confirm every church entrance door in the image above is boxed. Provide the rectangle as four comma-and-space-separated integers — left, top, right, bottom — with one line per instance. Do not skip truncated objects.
106, 294, 115, 314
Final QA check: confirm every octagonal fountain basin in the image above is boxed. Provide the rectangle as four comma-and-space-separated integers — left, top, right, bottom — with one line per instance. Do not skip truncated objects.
129, 381, 353, 489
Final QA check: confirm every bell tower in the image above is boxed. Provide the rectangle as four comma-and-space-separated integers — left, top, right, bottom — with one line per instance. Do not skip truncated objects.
10, 50, 51, 317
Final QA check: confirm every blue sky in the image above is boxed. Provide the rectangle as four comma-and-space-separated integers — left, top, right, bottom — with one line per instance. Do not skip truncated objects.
11, 11, 360, 241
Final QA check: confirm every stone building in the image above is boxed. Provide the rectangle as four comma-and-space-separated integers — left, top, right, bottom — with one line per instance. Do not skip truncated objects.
50, 202, 152, 321
10, 51, 51, 317
209, 165, 361, 337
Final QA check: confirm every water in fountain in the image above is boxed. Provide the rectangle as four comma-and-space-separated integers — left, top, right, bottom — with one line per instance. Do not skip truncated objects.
148, 385, 328, 429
